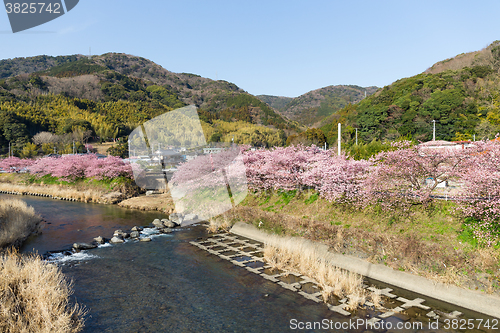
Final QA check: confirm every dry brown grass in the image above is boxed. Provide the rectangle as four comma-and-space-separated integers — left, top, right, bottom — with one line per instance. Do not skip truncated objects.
0, 183, 105, 203
0, 199, 42, 249
92, 142, 116, 155
424, 45, 495, 74
207, 210, 239, 233
207, 215, 232, 233
118, 193, 175, 213
0, 249, 85, 333
263, 236, 381, 311
473, 248, 500, 272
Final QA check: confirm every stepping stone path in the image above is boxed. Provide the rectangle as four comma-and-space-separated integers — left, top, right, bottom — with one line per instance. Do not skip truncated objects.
396, 297, 430, 310
190, 232, 474, 324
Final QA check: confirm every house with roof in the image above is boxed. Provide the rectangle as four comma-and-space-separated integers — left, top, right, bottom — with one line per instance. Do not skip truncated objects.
418, 140, 474, 150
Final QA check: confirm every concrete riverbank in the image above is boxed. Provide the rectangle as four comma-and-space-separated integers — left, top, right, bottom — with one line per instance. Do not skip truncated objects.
230, 221, 500, 319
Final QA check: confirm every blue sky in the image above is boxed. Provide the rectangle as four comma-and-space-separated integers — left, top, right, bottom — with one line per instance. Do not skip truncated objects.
1, 0, 500, 97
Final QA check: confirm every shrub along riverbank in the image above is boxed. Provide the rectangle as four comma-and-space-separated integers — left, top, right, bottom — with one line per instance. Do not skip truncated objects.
0, 199, 85, 333
0, 198, 41, 249
0, 249, 85, 333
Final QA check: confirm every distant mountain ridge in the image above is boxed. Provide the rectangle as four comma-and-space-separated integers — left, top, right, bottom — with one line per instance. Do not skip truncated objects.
256, 95, 293, 112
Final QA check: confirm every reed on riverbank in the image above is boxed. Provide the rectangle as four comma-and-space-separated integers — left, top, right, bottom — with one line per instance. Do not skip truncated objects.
263, 236, 381, 310
0, 249, 85, 333
0, 199, 42, 249
0, 182, 104, 202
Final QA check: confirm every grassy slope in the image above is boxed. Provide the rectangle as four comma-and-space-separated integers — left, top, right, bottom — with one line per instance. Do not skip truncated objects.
224, 190, 500, 296
0, 173, 140, 204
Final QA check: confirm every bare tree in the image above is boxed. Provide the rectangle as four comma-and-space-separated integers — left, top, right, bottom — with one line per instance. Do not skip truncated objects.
32, 132, 56, 145
83, 130, 93, 144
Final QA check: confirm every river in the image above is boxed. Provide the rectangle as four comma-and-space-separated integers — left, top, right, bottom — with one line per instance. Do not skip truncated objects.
1, 193, 496, 332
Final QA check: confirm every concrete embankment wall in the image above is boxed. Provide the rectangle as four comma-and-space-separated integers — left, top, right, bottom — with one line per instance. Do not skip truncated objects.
230, 222, 500, 319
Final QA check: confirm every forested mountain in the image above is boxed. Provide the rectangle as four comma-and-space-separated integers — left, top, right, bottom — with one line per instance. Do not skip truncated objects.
259, 85, 378, 126
0, 53, 294, 129
320, 40, 500, 146
0, 55, 86, 79
4, 40, 500, 157
0, 53, 296, 156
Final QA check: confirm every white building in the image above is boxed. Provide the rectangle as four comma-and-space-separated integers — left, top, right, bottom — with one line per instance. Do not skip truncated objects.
418, 140, 474, 150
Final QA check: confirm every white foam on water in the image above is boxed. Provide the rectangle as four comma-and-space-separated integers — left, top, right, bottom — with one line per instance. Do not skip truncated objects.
98, 243, 112, 248
140, 227, 158, 236
46, 251, 98, 264
148, 233, 172, 239
138, 228, 174, 240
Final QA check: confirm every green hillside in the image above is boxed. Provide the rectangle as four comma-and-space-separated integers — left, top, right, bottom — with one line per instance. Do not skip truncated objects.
321, 41, 500, 145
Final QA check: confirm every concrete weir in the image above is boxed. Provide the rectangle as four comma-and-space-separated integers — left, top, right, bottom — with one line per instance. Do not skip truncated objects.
229, 222, 500, 320
190, 231, 472, 323
190, 226, 490, 322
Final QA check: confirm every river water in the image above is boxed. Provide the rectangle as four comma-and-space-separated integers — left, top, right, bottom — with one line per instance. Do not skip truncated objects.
1, 193, 496, 332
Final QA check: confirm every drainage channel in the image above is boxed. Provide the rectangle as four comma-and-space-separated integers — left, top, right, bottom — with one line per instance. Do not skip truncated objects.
190, 232, 499, 332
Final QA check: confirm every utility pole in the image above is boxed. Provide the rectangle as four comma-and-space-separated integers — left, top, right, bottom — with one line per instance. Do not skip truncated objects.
355, 128, 358, 145
338, 123, 341, 156
432, 120, 436, 141
73, 141, 75, 154
8, 142, 11, 158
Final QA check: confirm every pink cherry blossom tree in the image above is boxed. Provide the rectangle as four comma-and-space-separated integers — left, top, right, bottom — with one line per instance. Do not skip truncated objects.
0, 157, 34, 173
455, 140, 500, 245
362, 141, 470, 211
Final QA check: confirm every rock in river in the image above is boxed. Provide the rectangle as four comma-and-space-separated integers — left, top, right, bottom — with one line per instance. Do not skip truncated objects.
169, 213, 183, 225
163, 220, 177, 228
184, 213, 198, 221
152, 219, 164, 228
114, 230, 129, 238
159, 228, 173, 234
130, 231, 140, 238
93, 236, 105, 244
110, 236, 125, 243
73, 242, 98, 250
